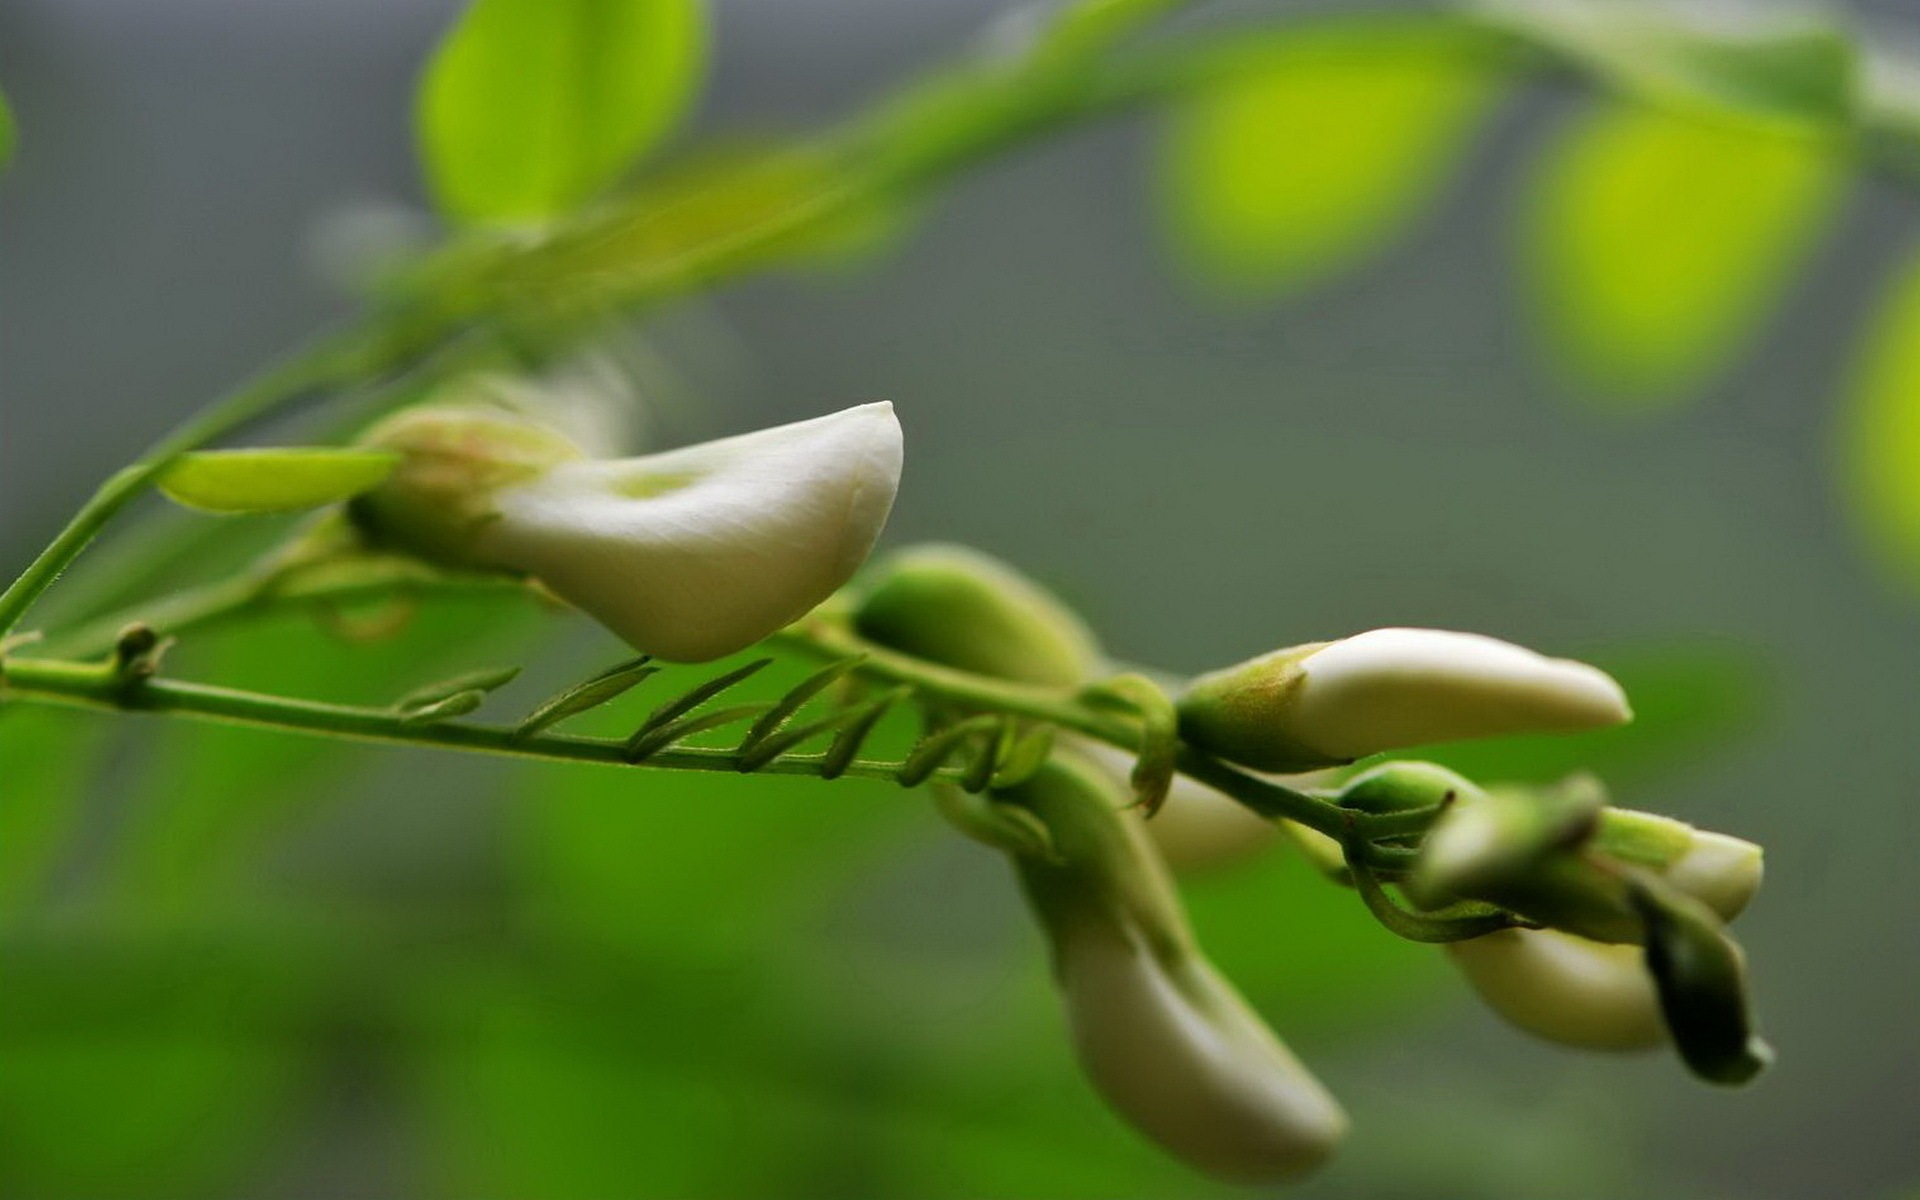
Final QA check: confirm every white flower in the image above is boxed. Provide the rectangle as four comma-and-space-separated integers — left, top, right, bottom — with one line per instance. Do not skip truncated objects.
358, 401, 903, 661
1179, 628, 1632, 770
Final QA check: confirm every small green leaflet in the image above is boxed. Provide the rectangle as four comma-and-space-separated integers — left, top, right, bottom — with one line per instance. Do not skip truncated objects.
1843, 245, 1920, 598
1472, 0, 1857, 130
1524, 100, 1844, 407
417, 0, 707, 224
155, 448, 400, 514
514, 655, 658, 740
1161, 17, 1506, 297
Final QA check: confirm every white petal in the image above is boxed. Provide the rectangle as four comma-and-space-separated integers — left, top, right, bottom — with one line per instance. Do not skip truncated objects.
480, 402, 902, 661
1665, 830, 1764, 922
1446, 928, 1666, 1052
1056, 916, 1348, 1183
1290, 628, 1631, 759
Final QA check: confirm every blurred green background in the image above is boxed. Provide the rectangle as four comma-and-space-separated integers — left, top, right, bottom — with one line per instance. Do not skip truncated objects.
4, 1, 1920, 1197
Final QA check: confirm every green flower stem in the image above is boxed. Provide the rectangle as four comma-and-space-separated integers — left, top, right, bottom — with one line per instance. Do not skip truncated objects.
20, 560, 1423, 863
770, 622, 1401, 851
0, 654, 949, 787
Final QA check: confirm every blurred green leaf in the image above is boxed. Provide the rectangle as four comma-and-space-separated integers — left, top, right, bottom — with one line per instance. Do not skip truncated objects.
105, 596, 545, 912
418, 0, 707, 224
512, 655, 925, 954
1182, 845, 1446, 1035
1525, 101, 1844, 406
1160, 17, 1506, 297
0, 708, 107, 922
156, 448, 399, 514
0, 943, 311, 1200
1398, 640, 1767, 793
1473, 0, 1858, 129
1842, 244, 1920, 597
421, 140, 913, 325
1, 85, 17, 169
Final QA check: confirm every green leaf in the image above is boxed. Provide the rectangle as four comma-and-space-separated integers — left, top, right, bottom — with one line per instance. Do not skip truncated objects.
1524, 101, 1845, 406
0, 945, 311, 1200
155, 448, 399, 514
105, 596, 545, 912
1, 84, 17, 170
0, 708, 107, 922
417, 0, 707, 224
1842, 244, 1920, 596
1160, 17, 1506, 297
1472, 0, 1858, 129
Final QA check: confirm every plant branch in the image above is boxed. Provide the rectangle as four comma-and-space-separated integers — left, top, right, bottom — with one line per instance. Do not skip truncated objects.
0, 654, 958, 788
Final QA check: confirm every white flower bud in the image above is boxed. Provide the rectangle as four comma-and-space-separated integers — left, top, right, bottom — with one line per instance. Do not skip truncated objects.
1445, 929, 1666, 1051
1011, 758, 1347, 1183
1073, 741, 1289, 873
1444, 818, 1763, 1052
1179, 628, 1632, 771
1049, 914, 1349, 1183
1657, 828, 1764, 922
357, 401, 903, 661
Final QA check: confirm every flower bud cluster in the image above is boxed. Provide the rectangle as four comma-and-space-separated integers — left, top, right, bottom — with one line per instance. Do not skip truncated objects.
343, 390, 1774, 1170
1325, 764, 1768, 1078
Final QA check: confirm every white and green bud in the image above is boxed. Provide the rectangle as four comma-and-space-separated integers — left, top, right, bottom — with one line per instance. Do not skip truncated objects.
1445, 929, 1667, 1051
1007, 757, 1348, 1183
1441, 802, 1765, 1056
852, 544, 1103, 687
1177, 629, 1631, 772
1597, 808, 1764, 921
354, 401, 903, 662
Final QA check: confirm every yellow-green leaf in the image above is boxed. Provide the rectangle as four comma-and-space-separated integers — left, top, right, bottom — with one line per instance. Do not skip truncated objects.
1160, 18, 1507, 297
1524, 101, 1845, 407
417, 0, 706, 224
1843, 245, 1920, 596
1473, 0, 1857, 130
156, 449, 400, 514
1, 85, 17, 170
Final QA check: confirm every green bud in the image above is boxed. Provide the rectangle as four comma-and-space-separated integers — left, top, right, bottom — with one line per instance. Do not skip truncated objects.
352, 405, 587, 564
1412, 774, 1606, 907
1597, 809, 1764, 922
852, 544, 1104, 687
1628, 876, 1773, 1086
1335, 760, 1481, 814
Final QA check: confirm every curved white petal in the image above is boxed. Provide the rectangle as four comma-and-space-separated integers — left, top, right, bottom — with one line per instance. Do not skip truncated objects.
1055, 915, 1348, 1183
1665, 830, 1764, 922
1291, 628, 1631, 759
480, 402, 902, 660
1446, 928, 1667, 1052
